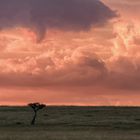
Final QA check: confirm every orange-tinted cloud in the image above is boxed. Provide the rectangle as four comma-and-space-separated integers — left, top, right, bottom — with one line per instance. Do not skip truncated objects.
0, 0, 140, 105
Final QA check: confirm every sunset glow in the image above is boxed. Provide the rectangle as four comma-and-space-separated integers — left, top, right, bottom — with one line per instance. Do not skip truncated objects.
0, 0, 139, 106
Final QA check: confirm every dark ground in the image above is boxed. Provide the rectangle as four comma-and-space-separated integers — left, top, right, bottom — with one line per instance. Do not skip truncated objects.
0, 106, 140, 140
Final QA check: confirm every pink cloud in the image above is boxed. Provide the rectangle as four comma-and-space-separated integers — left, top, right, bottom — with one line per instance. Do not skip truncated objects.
0, 0, 140, 105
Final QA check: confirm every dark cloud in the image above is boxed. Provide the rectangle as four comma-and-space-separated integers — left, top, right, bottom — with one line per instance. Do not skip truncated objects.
107, 56, 140, 91
0, 0, 116, 40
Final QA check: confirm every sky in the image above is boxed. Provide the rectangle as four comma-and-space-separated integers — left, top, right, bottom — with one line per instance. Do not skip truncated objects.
0, 0, 139, 106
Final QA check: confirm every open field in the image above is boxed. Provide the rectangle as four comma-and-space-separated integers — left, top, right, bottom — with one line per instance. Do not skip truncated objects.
0, 106, 140, 140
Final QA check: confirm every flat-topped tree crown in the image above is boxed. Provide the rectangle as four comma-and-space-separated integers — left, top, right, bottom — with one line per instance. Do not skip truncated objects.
28, 102, 46, 125
28, 103, 46, 112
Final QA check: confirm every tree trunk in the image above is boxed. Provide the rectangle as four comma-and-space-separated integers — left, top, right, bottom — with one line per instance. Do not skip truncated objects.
31, 111, 37, 125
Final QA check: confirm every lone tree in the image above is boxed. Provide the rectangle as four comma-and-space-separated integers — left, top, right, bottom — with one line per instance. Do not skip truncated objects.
28, 103, 46, 125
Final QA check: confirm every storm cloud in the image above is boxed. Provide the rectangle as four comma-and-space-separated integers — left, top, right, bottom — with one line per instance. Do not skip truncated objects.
1, 0, 140, 106
0, 0, 116, 40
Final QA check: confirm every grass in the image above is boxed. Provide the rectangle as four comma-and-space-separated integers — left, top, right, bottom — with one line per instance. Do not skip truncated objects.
0, 106, 140, 139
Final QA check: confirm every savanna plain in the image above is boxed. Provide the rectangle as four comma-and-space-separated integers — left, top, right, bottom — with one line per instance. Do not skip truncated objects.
0, 106, 140, 140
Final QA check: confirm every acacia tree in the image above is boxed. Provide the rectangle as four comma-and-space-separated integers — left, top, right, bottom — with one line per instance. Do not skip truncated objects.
28, 103, 46, 125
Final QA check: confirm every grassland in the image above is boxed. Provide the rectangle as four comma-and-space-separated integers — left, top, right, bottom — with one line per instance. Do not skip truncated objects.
0, 106, 140, 140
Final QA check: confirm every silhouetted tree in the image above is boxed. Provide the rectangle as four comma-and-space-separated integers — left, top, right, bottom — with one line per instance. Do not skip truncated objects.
28, 103, 46, 125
